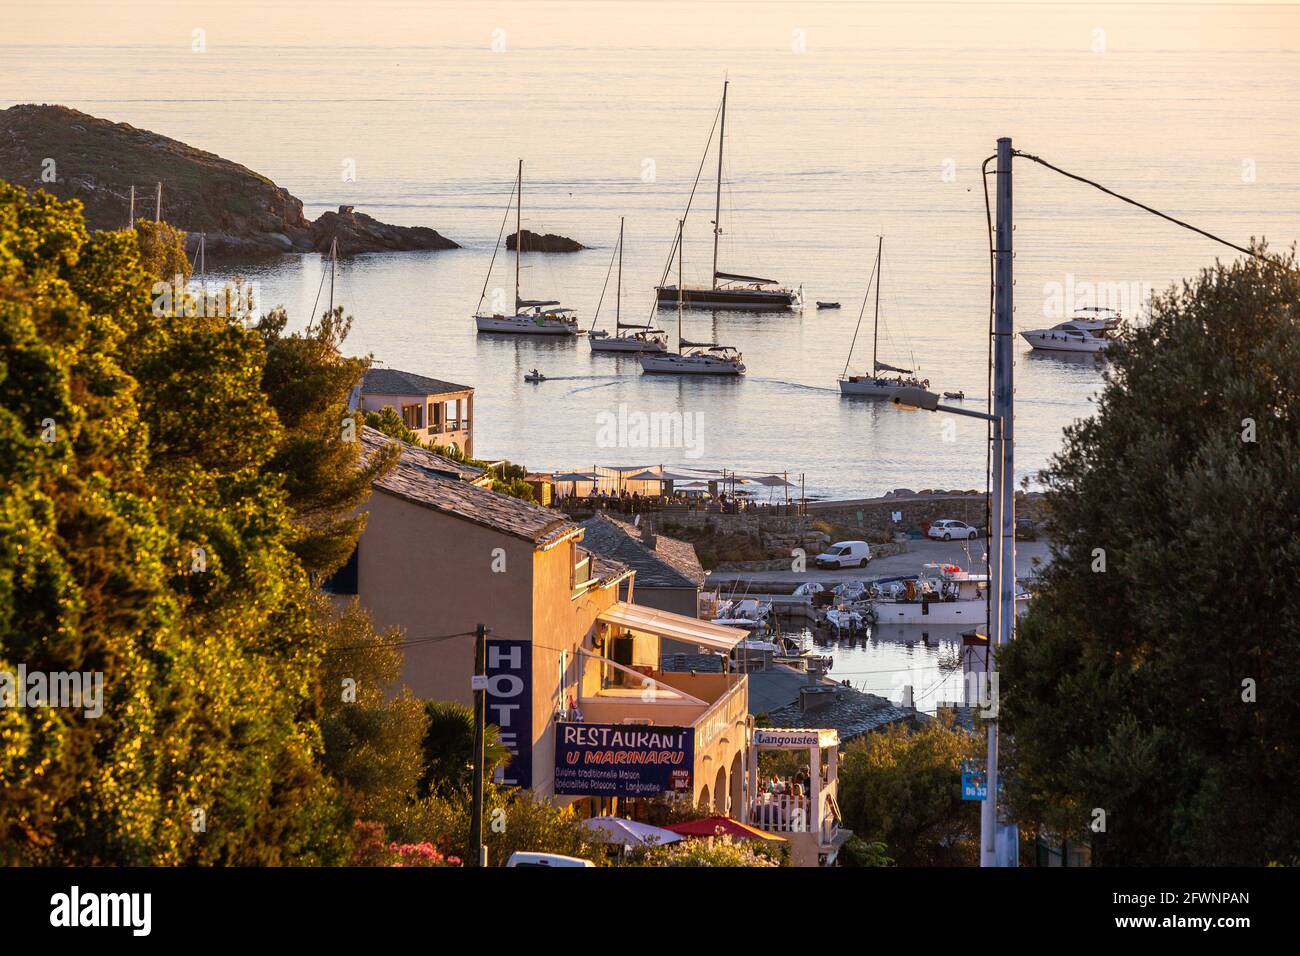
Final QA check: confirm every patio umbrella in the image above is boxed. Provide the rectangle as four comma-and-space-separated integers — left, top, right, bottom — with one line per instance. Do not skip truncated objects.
663, 815, 786, 842
581, 816, 682, 846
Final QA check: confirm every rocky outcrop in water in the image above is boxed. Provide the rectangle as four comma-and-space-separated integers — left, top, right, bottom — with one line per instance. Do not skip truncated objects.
506, 229, 585, 252
0, 104, 459, 258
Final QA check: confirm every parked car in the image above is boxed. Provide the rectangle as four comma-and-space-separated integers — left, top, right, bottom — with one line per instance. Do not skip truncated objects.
506, 852, 595, 867
814, 540, 872, 568
928, 519, 979, 541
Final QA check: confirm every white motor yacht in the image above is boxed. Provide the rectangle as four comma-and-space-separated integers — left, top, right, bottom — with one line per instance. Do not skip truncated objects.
1020, 307, 1121, 353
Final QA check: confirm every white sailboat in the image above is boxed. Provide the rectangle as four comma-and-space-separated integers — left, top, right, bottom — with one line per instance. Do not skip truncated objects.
641, 220, 746, 376
838, 237, 929, 398
653, 80, 799, 312
473, 160, 579, 336
588, 217, 667, 353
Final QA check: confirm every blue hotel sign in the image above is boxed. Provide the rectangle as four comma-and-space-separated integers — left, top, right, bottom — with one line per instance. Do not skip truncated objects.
554, 722, 694, 798
485, 639, 532, 789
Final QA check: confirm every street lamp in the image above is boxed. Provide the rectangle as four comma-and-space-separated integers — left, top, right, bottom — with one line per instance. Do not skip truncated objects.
890, 387, 1016, 867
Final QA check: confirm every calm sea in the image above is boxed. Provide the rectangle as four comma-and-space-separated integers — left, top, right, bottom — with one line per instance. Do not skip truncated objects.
6, 1, 1300, 704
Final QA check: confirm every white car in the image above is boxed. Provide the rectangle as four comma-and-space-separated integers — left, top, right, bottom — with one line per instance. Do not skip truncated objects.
814, 540, 872, 569
928, 519, 980, 541
506, 852, 595, 867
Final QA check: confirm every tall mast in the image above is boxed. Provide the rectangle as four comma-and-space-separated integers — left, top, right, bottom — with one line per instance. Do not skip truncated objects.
515, 159, 522, 311
128, 184, 135, 228
677, 219, 685, 352
871, 236, 883, 372
616, 216, 623, 326
711, 80, 728, 291
155, 182, 162, 222
328, 236, 337, 316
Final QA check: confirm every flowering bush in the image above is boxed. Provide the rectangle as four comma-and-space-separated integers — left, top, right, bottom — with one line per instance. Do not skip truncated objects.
349, 820, 461, 867
628, 835, 781, 867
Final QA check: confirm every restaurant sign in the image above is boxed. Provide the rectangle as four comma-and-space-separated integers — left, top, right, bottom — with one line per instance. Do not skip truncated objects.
554, 722, 693, 798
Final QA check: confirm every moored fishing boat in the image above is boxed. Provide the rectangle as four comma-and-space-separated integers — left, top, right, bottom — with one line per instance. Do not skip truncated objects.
867, 562, 1030, 625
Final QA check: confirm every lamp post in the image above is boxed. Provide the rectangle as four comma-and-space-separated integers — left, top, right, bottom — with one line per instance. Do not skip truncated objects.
890, 381, 1015, 867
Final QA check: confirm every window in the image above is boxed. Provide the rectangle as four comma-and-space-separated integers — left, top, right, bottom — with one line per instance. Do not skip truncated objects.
401, 403, 423, 430
322, 544, 359, 595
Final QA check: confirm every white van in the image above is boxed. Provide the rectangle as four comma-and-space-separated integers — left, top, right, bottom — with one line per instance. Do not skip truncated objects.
505, 852, 595, 868
814, 540, 872, 569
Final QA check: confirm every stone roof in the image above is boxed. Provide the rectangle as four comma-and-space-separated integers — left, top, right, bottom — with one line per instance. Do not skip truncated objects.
361, 427, 573, 547
362, 367, 472, 397
577, 514, 705, 589
765, 681, 912, 742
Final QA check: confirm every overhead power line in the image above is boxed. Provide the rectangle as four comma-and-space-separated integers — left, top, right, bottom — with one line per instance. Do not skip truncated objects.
1011, 149, 1264, 262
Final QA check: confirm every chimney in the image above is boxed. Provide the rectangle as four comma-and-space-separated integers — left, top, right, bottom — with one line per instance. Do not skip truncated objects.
640, 519, 656, 551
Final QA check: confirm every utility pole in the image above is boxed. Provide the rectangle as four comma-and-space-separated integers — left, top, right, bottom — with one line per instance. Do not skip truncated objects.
469, 623, 489, 867
982, 135, 1016, 867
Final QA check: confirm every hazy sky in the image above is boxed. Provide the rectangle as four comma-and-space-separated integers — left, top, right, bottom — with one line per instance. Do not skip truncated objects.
6, 2, 1298, 53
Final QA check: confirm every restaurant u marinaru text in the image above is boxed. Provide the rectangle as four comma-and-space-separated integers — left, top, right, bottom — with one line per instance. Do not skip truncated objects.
561, 725, 690, 759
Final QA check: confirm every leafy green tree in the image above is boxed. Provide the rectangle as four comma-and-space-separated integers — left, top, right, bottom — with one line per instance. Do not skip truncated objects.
418, 700, 509, 798
394, 785, 604, 867
1000, 244, 1300, 866
259, 307, 398, 577
132, 218, 191, 282
316, 594, 428, 826
837, 717, 982, 866
0, 183, 387, 864
365, 406, 418, 444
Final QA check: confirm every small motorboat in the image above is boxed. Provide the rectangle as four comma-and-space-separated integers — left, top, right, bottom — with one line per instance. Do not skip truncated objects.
816, 301, 841, 309
524, 369, 546, 383
943, 390, 964, 400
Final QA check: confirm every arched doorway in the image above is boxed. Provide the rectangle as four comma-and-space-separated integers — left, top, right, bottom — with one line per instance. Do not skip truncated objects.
698, 785, 711, 811
730, 752, 744, 821
714, 766, 728, 815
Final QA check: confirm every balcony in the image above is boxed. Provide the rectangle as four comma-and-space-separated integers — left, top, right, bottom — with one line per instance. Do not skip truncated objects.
578, 655, 746, 732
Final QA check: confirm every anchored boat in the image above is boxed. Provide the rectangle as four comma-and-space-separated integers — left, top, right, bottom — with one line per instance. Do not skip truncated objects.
653, 80, 799, 312
641, 219, 746, 376
867, 562, 1030, 625
838, 236, 930, 399
1020, 307, 1121, 353
588, 217, 668, 353
473, 160, 579, 337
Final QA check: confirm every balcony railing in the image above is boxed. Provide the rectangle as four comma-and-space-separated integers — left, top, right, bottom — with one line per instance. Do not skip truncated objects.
694, 677, 747, 750
750, 780, 840, 843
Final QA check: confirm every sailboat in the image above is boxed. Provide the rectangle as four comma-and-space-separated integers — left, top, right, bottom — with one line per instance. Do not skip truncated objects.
588, 218, 667, 353
473, 160, 579, 336
838, 237, 929, 398
641, 220, 746, 376
653, 81, 800, 312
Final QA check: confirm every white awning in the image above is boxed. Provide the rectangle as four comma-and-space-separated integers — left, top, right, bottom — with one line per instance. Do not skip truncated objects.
598, 602, 747, 652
